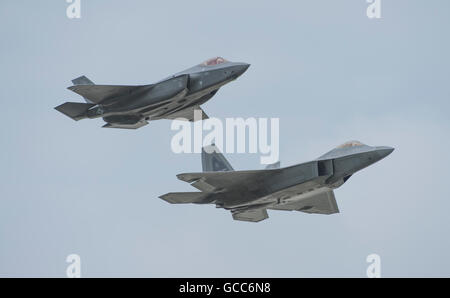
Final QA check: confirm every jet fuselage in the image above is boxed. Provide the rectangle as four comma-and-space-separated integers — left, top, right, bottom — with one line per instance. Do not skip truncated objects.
208, 143, 394, 211
87, 61, 250, 120
161, 142, 394, 222
55, 57, 250, 129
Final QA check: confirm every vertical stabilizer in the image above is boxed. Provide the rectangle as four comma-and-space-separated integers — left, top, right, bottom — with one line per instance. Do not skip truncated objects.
71, 75, 95, 103
201, 144, 234, 172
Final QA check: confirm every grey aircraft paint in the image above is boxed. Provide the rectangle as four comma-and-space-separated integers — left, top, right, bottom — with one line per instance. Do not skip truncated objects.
54, 57, 250, 129
160, 142, 394, 222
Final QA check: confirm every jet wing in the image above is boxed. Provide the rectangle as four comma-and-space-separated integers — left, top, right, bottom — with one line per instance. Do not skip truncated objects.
177, 170, 271, 183
67, 84, 153, 104
177, 170, 275, 192
232, 209, 269, 222
270, 188, 339, 215
162, 106, 209, 122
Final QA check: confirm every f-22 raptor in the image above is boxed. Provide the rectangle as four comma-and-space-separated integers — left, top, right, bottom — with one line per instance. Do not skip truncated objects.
55, 57, 250, 129
160, 141, 394, 222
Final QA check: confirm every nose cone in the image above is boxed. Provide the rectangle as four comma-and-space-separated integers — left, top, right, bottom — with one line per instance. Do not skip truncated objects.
231, 63, 250, 79
240, 63, 251, 73
376, 146, 395, 160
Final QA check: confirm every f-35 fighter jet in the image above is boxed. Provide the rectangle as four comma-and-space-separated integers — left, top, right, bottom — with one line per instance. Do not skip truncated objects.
160, 141, 394, 222
54, 57, 250, 129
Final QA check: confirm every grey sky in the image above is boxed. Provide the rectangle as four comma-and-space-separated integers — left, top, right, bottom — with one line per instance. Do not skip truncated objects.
0, 0, 449, 277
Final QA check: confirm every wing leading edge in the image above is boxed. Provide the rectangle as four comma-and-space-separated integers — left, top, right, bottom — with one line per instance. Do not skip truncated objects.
270, 188, 339, 215
67, 84, 153, 104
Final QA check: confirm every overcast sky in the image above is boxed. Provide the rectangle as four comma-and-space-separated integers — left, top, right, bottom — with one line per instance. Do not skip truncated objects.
1, 0, 449, 277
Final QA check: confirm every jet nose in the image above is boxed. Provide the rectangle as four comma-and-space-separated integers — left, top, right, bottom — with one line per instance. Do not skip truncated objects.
232, 63, 250, 78
376, 146, 395, 159
241, 63, 251, 72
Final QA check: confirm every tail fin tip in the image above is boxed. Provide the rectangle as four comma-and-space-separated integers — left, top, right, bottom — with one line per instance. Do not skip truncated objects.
71, 75, 94, 86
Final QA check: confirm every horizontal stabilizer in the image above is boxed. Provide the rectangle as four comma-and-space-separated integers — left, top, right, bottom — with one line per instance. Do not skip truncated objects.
54, 102, 95, 121
68, 84, 152, 104
159, 192, 208, 204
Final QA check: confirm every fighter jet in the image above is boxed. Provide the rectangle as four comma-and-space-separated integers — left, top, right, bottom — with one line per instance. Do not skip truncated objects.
159, 141, 394, 222
54, 57, 250, 129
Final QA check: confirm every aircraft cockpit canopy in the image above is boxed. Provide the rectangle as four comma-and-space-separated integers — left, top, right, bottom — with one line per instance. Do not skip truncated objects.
336, 141, 365, 149
201, 57, 228, 66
